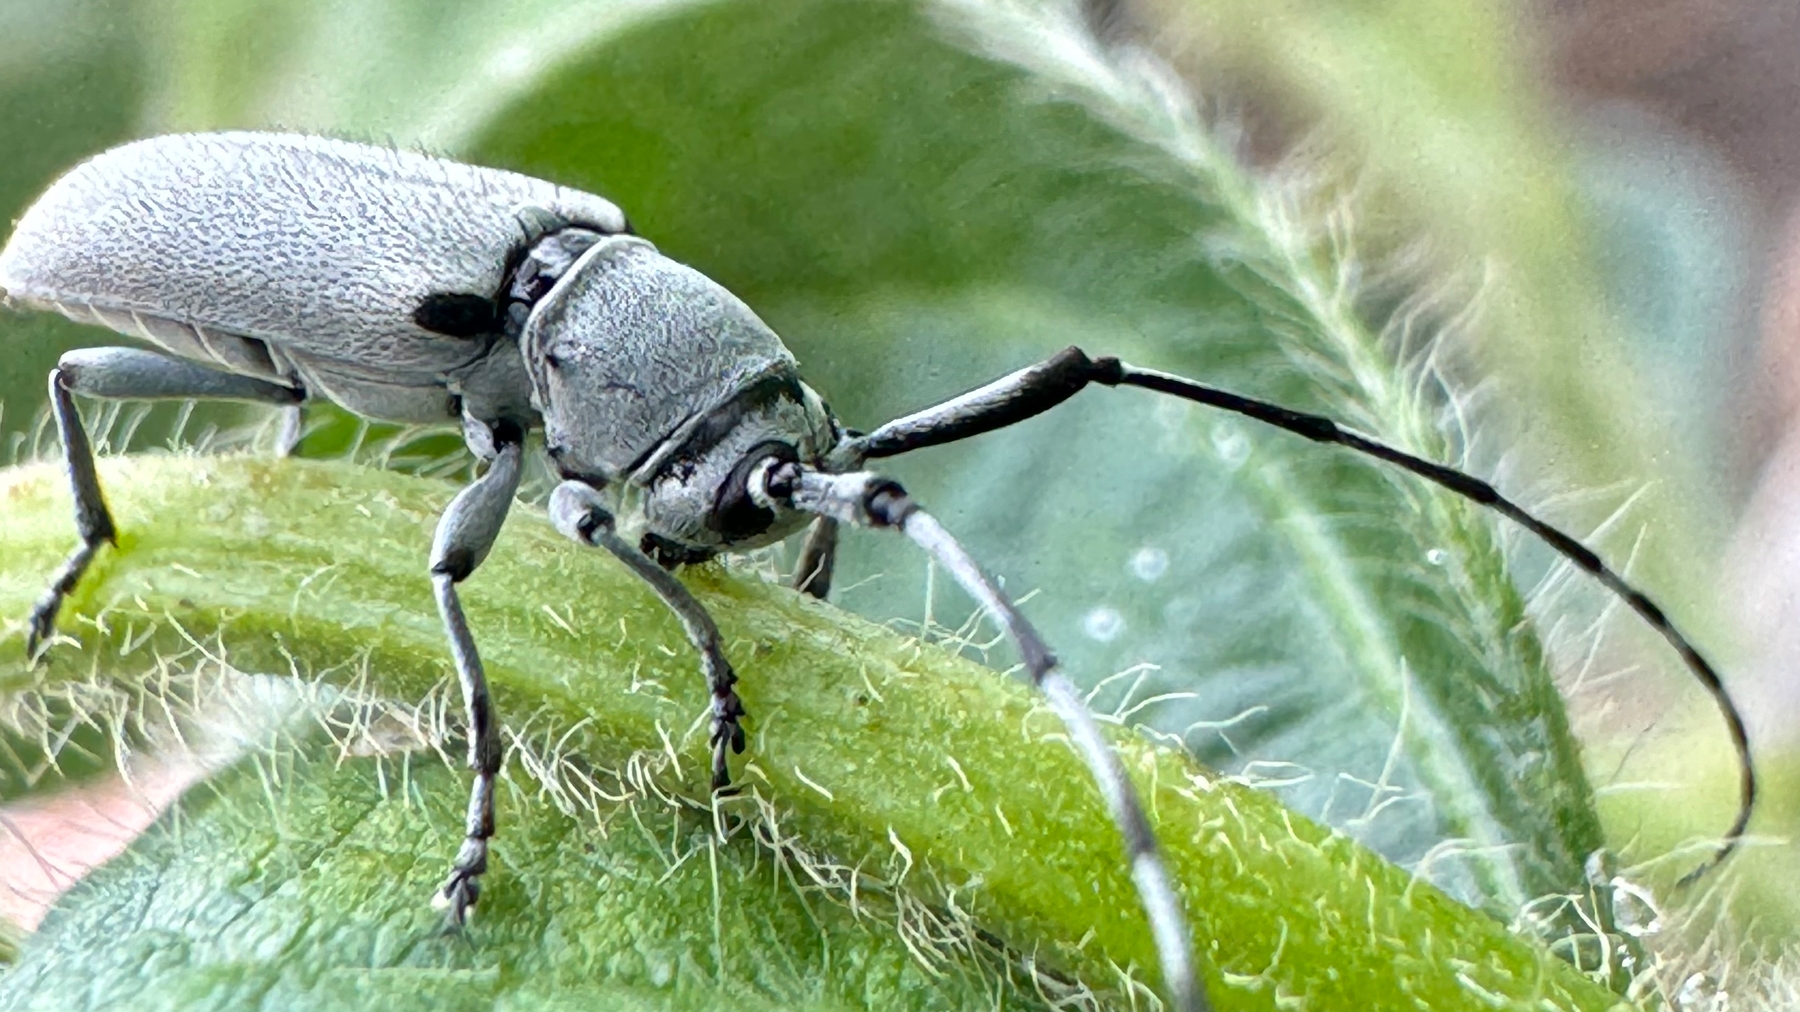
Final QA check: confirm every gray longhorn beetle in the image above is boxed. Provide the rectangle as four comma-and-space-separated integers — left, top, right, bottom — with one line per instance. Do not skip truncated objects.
0, 132, 1756, 1012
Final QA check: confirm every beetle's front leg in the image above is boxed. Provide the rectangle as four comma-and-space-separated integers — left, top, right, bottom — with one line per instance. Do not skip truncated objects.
427, 420, 523, 925
548, 481, 745, 788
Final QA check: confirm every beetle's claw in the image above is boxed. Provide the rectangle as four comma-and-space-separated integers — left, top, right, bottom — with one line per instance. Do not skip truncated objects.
433, 834, 489, 928
434, 868, 481, 928
24, 593, 62, 663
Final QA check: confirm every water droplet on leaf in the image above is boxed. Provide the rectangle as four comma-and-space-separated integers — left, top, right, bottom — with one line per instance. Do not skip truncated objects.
1129, 546, 1169, 582
1082, 606, 1125, 643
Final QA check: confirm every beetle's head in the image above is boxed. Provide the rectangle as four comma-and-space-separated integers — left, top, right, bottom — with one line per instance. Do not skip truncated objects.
627, 373, 841, 564
519, 235, 839, 562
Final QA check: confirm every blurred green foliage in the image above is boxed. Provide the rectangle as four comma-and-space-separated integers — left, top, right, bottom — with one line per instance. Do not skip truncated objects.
0, 0, 1788, 1006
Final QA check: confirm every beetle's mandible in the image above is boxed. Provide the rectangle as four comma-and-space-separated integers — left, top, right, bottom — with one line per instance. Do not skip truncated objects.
0, 132, 1759, 1012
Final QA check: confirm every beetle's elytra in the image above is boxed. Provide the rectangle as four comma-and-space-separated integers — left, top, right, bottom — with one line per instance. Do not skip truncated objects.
0, 132, 1757, 1012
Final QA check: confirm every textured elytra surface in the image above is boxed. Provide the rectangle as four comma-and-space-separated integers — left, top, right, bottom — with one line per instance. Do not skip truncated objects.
0, 132, 630, 426
0, 455, 1628, 1011
0, 132, 625, 379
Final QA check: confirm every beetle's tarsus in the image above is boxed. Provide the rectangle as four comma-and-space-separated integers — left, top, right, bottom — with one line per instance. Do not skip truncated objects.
24, 598, 58, 660
25, 538, 108, 662
26, 582, 64, 659
710, 686, 747, 789
435, 845, 487, 927
712, 687, 747, 749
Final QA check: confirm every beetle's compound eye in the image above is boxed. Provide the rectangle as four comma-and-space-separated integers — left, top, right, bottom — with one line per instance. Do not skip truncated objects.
709, 440, 798, 543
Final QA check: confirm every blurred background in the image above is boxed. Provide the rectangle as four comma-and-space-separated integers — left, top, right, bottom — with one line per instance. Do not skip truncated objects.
0, 0, 1795, 1000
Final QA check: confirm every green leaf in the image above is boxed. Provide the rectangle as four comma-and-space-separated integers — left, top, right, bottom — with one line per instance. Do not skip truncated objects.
0, 456, 1629, 1011
1, 749, 1043, 1012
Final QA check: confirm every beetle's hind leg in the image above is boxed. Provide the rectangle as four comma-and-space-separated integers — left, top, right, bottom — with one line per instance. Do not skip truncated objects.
428, 418, 525, 925
26, 347, 302, 658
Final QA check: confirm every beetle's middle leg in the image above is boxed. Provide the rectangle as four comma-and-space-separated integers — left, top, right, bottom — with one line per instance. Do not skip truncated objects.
548, 481, 746, 789
26, 346, 303, 657
428, 417, 524, 925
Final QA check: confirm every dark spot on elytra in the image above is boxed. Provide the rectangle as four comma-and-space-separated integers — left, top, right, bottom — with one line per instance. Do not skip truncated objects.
414, 293, 500, 338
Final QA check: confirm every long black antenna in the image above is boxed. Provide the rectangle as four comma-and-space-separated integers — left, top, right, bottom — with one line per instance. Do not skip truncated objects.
1110, 360, 1754, 883
843, 345, 1753, 881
